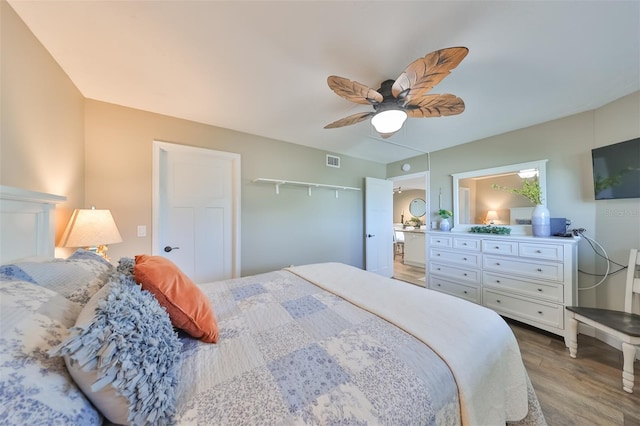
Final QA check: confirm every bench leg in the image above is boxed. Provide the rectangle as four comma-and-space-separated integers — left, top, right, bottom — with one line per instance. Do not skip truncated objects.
567, 316, 578, 358
622, 342, 636, 393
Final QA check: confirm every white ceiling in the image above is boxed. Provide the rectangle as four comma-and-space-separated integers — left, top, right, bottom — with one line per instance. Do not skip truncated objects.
9, 1, 640, 164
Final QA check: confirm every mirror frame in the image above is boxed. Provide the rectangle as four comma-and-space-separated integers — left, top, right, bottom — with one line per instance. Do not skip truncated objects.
451, 159, 548, 235
409, 198, 427, 217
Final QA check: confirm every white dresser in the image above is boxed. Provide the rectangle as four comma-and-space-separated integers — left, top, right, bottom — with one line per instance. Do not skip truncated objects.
426, 231, 578, 338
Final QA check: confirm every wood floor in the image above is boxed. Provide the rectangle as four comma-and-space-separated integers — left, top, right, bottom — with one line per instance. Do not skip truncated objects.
393, 256, 426, 287
509, 320, 640, 426
393, 258, 640, 425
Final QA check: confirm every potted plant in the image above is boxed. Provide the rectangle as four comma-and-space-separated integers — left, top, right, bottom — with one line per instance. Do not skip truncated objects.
438, 209, 453, 231
409, 216, 422, 227
491, 178, 542, 205
491, 178, 549, 236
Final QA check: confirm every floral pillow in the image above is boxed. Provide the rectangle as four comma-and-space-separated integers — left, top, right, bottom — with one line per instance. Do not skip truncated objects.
0, 249, 113, 306
0, 280, 102, 425
50, 272, 183, 425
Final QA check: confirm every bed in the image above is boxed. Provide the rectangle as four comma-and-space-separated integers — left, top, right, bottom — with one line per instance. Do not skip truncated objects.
0, 186, 546, 425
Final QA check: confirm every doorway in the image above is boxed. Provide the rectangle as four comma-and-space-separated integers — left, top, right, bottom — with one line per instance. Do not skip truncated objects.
390, 172, 428, 286
152, 141, 241, 283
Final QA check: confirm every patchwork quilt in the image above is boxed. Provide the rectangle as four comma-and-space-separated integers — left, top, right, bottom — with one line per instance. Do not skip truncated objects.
174, 270, 461, 425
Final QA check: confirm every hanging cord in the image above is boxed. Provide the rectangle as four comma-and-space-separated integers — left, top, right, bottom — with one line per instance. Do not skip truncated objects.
575, 229, 628, 291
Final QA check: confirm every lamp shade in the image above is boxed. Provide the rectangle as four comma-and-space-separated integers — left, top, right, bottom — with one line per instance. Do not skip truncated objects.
59, 208, 123, 248
371, 109, 408, 134
486, 210, 499, 224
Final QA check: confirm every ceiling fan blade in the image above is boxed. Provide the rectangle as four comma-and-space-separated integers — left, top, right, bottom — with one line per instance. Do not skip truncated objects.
405, 94, 465, 118
327, 76, 384, 105
324, 111, 374, 129
392, 47, 468, 102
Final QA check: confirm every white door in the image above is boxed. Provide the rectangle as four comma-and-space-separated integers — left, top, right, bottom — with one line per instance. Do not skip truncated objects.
365, 177, 393, 277
153, 141, 240, 283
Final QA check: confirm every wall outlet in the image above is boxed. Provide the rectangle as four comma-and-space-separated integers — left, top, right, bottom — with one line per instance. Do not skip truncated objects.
137, 225, 146, 237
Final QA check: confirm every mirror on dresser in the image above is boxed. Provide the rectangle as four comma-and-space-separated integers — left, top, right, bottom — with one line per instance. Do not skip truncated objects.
451, 159, 548, 235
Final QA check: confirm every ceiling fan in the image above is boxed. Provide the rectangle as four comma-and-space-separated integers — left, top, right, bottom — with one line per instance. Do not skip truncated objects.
324, 46, 468, 138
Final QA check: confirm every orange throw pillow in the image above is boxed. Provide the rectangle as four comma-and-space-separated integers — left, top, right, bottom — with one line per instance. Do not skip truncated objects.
133, 255, 218, 343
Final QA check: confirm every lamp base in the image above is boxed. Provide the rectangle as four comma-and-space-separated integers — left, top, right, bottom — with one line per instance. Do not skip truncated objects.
86, 245, 110, 261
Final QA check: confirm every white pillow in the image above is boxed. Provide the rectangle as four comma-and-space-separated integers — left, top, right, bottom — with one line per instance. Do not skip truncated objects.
0, 281, 102, 425
0, 249, 113, 306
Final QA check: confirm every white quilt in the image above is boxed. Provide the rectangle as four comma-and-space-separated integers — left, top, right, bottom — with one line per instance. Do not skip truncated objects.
287, 263, 529, 426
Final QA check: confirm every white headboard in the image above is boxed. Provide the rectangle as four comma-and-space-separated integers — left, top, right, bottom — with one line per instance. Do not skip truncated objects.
0, 186, 66, 264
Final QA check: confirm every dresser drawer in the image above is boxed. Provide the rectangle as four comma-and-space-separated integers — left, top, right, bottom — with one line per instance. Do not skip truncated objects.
483, 272, 563, 303
430, 276, 480, 304
519, 242, 564, 261
430, 261, 481, 284
430, 248, 481, 267
483, 255, 563, 282
429, 235, 453, 248
453, 237, 481, 251
482, 239, 518, 256
483, 289, 563, 329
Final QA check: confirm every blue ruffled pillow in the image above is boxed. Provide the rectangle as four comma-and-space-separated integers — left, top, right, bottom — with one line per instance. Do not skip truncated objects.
49, 273, 182, 425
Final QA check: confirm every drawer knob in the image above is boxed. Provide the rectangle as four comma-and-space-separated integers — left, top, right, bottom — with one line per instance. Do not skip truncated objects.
463, 273, 468, 276
495, 246, 500, 249
537, 311, 543, 315
437, 240, 441, 243
463, 290, 468, 294
437, 283, 441, 287
536, 250, 542, 253
537, 288, 543, 292
496, 299, 501, 303
495, 262, 501, 266
437, 253, 441, 256
496, 280, 501, 283
437, 268, 441, 271
537, 268, 543, 272
463, 243, 467, 246
463, 257, 467, 260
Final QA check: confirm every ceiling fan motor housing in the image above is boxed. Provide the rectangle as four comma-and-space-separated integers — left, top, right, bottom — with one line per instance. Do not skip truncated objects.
373, 79, 408, 113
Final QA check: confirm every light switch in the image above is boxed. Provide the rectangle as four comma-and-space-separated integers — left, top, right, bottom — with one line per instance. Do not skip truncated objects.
137, 225, 147, 237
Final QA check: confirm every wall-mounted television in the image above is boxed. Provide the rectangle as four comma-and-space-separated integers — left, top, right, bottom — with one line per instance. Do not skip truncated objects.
591, 137, 640, 200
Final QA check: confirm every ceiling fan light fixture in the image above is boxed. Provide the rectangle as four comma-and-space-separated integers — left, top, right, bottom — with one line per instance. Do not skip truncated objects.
371, 109, 407, 134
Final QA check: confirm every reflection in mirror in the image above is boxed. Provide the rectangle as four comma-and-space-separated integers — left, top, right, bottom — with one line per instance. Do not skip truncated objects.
409, 198, 426, 217
452, 160, 547, 234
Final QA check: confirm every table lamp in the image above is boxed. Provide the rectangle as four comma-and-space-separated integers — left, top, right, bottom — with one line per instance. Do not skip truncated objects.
486, 210, 499, 225
59, 207, 123, 260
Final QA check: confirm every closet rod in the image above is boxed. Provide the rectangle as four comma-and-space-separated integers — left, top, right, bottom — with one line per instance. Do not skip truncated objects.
253, 178, 361, 198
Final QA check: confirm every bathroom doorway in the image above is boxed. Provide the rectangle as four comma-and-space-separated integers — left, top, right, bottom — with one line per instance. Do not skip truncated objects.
390, 172, 428, 286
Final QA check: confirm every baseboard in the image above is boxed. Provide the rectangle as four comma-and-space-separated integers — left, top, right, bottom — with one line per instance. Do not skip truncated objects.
578, 323, 640, 361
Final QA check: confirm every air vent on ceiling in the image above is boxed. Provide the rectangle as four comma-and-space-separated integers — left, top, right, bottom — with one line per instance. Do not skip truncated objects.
326, 154, 340, 168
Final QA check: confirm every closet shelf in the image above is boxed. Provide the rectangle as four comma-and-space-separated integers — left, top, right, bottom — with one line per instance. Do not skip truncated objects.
253, 178, 361, 198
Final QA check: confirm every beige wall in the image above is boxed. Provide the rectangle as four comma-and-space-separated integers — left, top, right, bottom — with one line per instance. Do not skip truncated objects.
424, 91, 640, 311
83, 100, 385, 275
1, 0, 85, 255
1, 1, 385, 274
393, 189, 425, 225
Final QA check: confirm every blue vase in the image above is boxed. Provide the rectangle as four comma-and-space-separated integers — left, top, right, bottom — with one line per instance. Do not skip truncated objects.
439, 218, 451, 232
532, 204, 550, 237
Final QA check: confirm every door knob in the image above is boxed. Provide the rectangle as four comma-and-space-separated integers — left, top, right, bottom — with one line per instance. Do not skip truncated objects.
366, 234, 375, 238
164, 246, 180, 253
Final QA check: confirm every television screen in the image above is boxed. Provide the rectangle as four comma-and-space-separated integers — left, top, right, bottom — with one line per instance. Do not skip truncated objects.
591, 137, 640, 200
